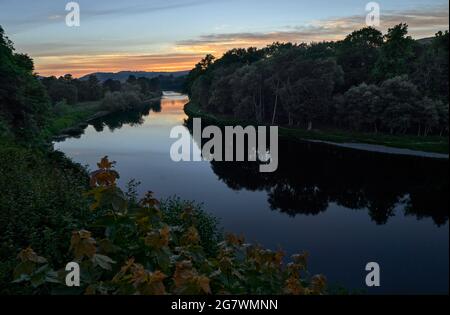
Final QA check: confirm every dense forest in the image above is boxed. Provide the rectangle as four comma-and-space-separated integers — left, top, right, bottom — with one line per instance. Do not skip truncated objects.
185, 24, 449, 137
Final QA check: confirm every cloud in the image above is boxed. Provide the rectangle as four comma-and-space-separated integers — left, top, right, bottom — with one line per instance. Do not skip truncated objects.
1, 0, 220, 34
176, 4, 449, 55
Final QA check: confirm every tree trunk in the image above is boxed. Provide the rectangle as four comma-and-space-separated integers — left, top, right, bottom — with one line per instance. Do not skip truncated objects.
272, 80, 280, 125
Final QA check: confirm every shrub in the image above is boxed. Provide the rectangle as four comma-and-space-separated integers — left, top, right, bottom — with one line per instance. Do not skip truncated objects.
0, 146, 91, 294
160, 197, 223, 256
12, 157, 327, 295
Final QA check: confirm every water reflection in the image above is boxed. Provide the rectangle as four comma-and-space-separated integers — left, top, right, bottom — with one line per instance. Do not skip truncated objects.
184, 117, 449, 227
92, 102, 162, 133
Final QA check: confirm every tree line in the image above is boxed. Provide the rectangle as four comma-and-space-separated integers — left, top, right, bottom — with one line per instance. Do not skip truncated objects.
41, 74, 161, 109
1, 24, 164, 141
185, 24, 449, 137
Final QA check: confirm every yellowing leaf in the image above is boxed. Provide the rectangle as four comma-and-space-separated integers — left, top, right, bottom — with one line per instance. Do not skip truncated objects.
97, 156, 115, 170
196, 275, 211, 294
310, 274, 327, 295
225, 233, 245, 246
17, 247, 47, 264
70, 230, 97, 259
182, 226, 200, 245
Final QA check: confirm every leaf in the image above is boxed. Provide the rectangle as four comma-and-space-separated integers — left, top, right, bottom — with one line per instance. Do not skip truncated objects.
98, 239, 120, 254
310, 275, 327, 294
182, 226, 200, 245
111, 191, 128, 212
97, 156, 115, 170
70, 230, 97, 259
196, 275, 211, 295
225, 234, 245, 246
92, 254, 116, 271
17, 247, 47, 264
140, 191, 160, 208
285, 276, 305, 295
173, 260, 195, 288
144, 226, 170, 249
292, 252, 309, 270
11, 274, 30, 284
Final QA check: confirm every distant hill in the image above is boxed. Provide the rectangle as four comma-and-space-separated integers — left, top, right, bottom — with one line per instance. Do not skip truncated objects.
417, 37, 434, 45
80, 70, 189, 82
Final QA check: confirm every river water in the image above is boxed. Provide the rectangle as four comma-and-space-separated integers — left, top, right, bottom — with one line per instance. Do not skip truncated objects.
54, 92, 449, 294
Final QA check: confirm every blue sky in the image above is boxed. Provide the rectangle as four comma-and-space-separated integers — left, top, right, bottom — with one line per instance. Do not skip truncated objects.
0, 0, 448, 76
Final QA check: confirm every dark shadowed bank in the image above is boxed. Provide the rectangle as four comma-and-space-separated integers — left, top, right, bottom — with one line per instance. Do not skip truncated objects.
185, 102, 449, 157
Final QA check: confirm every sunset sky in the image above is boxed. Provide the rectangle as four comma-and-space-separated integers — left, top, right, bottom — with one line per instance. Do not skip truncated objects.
0, 0, 448, 77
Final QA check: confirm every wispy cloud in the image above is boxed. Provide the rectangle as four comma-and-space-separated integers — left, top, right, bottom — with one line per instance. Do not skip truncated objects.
2, 0, 218, 33
176, 4, 449, 55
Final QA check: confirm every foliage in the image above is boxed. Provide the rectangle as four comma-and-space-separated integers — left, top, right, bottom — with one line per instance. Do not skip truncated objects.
0, 145, 91, 294
12, 157, 327, 295
159, 197, 223, 256
372, 23, 416, 81
101, 84, 143, 112
41, 75, 79, 105
335, 27, 383, 90
186, 24, 449, 138
0, 26, 51, 140
41, 101, 102, 138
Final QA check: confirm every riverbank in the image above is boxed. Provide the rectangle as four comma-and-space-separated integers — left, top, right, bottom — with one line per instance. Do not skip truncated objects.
44, 96, 162, 142
184, 102, 449, 157
42, 101, 104, 139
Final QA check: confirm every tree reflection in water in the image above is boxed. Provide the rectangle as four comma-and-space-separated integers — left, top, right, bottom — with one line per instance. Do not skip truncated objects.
185, 117, 448, 226
91, 102, 162, 132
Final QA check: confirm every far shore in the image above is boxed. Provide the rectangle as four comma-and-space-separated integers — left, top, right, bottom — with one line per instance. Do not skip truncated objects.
184, 102, 449, 158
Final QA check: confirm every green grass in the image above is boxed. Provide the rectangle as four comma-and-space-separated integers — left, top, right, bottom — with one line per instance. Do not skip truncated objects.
41, 101, 103, 138
185, 102, 449, 154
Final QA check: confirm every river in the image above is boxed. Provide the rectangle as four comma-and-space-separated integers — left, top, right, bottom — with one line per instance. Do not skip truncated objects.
54, 92, 449, 294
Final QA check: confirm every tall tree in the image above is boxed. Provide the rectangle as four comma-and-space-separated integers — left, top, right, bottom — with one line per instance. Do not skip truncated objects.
372, 23, 416, 81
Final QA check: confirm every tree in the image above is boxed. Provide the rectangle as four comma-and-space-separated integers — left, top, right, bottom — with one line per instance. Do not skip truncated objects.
340, 83, 383, 132
0, 25, 50, 138
279, 58, 343, 129
412, 31, 449, 102
86, 75, 102, 101
41, 76, 78, 105
103, 79, 122, 93
372, 23, 416, 81
379, 75, 420, 134
336, 27, 383, 89
184, 54, 215, 95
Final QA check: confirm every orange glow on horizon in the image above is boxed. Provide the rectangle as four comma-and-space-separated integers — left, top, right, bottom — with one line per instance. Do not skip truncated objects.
33, 53, 205, 78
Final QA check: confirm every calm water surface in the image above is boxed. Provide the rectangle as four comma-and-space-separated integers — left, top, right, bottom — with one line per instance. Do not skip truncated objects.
55, 93, 449, 294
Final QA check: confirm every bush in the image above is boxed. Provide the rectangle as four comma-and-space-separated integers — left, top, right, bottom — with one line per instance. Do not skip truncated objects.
101, 84, 143, 112
0, 145, 91, 294
12, 157, 327, 295
160, 197, 223, 256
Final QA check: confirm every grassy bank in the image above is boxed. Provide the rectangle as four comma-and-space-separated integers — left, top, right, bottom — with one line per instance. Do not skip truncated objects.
185, 102, 449, 154
41, 95, 163, 140
40, 101, 105, 139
